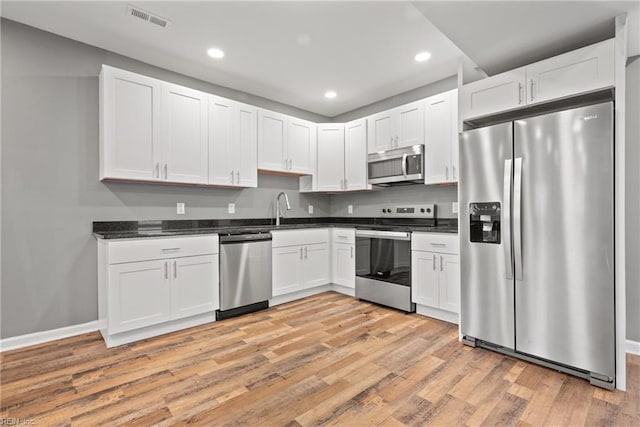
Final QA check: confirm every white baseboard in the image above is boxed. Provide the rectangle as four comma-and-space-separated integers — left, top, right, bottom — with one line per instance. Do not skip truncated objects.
269, 285, 333, 307
0, 320, 99, 352
330, 283, 355, 297
627, 339, 640, 355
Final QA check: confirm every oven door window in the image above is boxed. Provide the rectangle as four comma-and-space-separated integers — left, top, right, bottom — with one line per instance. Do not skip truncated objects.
355, 237, 411, 286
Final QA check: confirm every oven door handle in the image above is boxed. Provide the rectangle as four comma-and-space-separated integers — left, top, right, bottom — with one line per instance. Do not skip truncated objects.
402, 153, 408, 177
355, 230, 411, 241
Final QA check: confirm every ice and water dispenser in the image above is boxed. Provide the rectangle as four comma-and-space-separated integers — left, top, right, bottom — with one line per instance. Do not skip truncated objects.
469, 202, 501, 244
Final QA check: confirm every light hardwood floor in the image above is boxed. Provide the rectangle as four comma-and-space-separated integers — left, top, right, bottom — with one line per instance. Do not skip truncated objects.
1, 291, 638, 426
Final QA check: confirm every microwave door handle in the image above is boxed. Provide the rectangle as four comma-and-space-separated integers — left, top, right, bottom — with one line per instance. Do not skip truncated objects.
402, 153, 407, 177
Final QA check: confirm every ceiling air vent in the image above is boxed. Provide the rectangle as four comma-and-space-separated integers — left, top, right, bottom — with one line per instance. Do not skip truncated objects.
127, 4, 170, 28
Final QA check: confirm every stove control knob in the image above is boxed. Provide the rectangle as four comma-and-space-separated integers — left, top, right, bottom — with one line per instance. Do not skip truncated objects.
426, 208, 432, 213
382, 209, 387, 213
420, 208, 425, 213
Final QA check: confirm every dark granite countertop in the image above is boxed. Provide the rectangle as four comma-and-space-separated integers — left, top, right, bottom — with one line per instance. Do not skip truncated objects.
93, 217, 458, 239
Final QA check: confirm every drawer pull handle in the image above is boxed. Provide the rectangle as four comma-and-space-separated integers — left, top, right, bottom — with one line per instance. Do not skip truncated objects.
429, 243, 446, 246
161, 247, 181, 251
337, 235, 348, 239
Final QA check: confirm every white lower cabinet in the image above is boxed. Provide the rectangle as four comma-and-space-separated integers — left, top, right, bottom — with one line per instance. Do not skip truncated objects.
411, 232, 460, 323
109, 259, 172, 334
331, 228, 355, 289
171, 255, 219, 319
271, 229, 330, 297
98, 235, 219, 347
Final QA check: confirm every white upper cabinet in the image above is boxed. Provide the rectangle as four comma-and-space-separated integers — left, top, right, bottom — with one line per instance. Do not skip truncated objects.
100, 65, 162, 181
460, 68, 527, 121
316, 124, 345, 192
526, 39, 614, 105
258, 109, 316, 174
208, 96, 235, 186
162, 83, 209, 184
424, 89, 459, 185
258, 109, 287, 171
344, 118, 368, 191
368, 111, 394, 153
236, 104, 258, 187
288, 118, 316, 174
461, 39, 614, 120
396, 100, 424, 149
367, 101, 424, 153
209, 96, 257, 187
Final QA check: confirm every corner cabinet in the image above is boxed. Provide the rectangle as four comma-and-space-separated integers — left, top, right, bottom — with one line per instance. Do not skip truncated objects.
461, 39, 614, 121
100, 65, 162, 181
97, 235, 219, 347
411, 232, 459, 324
208, 97, 257, 187
316, 124, 345, 191
308, 118, 370, 193
258, 109, 316, 175
424, 89, 459, 184
367, 100, 424, 153
271, 229, 330, 296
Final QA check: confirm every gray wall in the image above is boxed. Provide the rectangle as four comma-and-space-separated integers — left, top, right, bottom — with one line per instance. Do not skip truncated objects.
0, 19, 330, 339
331, 75, 457, 123
626, 56, 640, 342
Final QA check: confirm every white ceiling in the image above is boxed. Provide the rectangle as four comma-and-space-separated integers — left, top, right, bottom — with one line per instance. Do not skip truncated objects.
2, 2, 638, 118
0, 1, 466, 118
414, 0, 640, 76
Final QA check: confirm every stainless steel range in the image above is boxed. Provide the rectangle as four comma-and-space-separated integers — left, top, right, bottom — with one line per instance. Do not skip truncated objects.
355, 204, 435, 312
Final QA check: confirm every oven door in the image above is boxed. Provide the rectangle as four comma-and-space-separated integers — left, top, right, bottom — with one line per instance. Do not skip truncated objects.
355, 230, 415, 312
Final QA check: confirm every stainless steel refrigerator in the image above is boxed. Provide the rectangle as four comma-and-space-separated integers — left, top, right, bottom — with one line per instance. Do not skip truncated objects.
459, 102, 615, 389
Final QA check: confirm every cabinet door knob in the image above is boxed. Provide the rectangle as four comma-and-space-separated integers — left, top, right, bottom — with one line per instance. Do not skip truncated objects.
445, 166, 449, 180
156, 163, 160, 179
164, 261, 168, 279
236, 170, 240, 183
174, 260, 177, 278
231, 171, 235, 184
440, 255, 444, 271
304, 247, 308, 259
432, 255, 436, 270
300, 247, 303, 260
164, 164, 168, 180
452, 165, 456, 180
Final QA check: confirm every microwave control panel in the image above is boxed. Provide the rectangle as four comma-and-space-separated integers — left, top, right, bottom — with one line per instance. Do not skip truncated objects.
380, 204, 435, 219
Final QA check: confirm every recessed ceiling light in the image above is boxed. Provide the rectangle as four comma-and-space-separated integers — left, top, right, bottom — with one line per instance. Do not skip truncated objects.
207, 48, 225, 59
414, 51, 431, 62
324, 91, 337, 99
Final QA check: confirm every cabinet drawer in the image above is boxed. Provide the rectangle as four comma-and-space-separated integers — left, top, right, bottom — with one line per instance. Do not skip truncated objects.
108, 235, 219, 264
272, 228, 329, 248
331, 228, 355, 244
412, 232, 458, 254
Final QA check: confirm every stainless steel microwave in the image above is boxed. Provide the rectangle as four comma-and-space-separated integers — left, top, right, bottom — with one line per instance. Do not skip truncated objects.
367, 145, 424, 186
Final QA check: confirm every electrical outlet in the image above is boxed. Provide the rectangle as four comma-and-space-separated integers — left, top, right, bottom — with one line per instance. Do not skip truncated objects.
228, 203, 235, 214
176, 202, 185, 215
348, 205, 353, 214
452, 202, 459, 214
308, 205, 314, 215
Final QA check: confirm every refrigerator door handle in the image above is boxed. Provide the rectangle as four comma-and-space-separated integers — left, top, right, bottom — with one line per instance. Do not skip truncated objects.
503, 159, 513, 280
513, 157, 523, 281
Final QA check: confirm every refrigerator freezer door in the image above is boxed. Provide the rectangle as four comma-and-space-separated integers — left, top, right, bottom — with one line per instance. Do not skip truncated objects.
514, 102, 614, 378
460, 122, 515, 349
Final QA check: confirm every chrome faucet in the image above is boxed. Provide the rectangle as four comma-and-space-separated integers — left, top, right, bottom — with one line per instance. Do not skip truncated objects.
275, 192, 291, 226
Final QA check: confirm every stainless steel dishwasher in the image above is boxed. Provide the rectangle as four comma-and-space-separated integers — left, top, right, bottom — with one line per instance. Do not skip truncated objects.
217, 231, 273, 320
